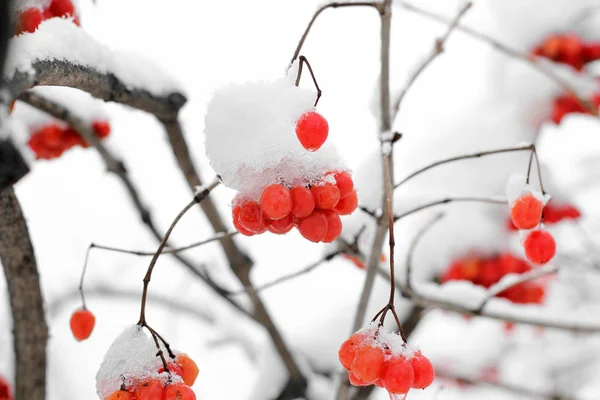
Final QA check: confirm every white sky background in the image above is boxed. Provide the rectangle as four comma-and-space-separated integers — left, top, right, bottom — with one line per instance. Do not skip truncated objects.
3, 0, 600, 399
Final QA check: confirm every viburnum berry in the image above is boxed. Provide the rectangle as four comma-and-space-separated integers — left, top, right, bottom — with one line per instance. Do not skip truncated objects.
260, 184, 293, 220
348, 371, 369, 387
232, 206, 255, 236
381, 356, 414, 394
322, 210, 342, 243
290, 186, 315, 218
334, 190, 358, 215
334, 171, 354, 199
49, 0, 76, 18
267, 213, 295, 234
510, 193, 543, 230
176, 354, 199, 386
105, 390, 134, 400
158, 362, 184, 378
18, 8, 44, 34
311, 183, 340, 209
351, 346, 385, 384
524, 229, 556, 265
238, 201, 267, 233
297, 211, 328, 242
295, 111, 329, 151
92, 120, 111, 139
409, 351, 435, 389
0, 377, 11, 400
133, 380, 164, 399
69, 308, 95, 341
338, 332, 366, 370
165, 384, 196, 400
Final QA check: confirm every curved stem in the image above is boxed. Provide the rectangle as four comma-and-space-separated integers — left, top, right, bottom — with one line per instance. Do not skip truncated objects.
394, 196, 506, 222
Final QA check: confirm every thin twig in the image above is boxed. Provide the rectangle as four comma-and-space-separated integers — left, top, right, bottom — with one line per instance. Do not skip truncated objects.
405, 213, 445, 292
295, 55, 323, 106
395, 1, 597, 115
394, 144, 534, 189
393, 2, 472, 117
393, 196, 506, 222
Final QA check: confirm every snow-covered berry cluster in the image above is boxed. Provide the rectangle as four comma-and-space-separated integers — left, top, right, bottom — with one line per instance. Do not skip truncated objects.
97, 326, 197, 400
205, 63, 358, 242
440, 253, 546, 304
0, 376, 12, 400
70, 307, 96, 341
13, 0, 80, 35
531, 33, 600, 72
506, 175, 556, 265
338, 324, 434, 396
27, 120, 110, 160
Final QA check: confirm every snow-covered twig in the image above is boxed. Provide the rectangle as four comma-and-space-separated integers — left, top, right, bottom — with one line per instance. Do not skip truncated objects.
0, 187, 48, 400
393, 196, 506, 222
395, 1, 598, 115
394, 144, 535, 189
392, 2, 472, 118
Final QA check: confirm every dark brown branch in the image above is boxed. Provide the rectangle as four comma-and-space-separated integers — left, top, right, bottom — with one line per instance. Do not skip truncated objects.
295, 55, 323, 106
393, 2, 472, 117
0, 187, 48, 400
393, 196, 506, 222
394, 144, 535, 189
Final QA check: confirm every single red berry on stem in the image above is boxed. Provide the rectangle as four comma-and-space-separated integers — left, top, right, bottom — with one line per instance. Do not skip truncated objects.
295, 111, 329, 151
311, 183, 340, 209
510, 193, 543, 230
334, 190, 358, 215
410, 352, 435, 389
351, 346, 385, 384
298, 212, 328, 242
334, 171, 354, 199
524, 230, 556, 265
322, 210, 342, 243
18, 8, 44, 34
291, 186, 315, 218
92, 120, 111, 138
70, 308, 95, 341
176, 354, 199, 386
260, 184, 293, 220
238, 201, 267, 234
165, 383, 196, 400
381, 356, 414, 394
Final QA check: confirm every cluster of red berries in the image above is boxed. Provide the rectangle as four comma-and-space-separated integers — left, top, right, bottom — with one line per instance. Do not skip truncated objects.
509, 192, 556, 265
531, 33, 600, 71
70, 307, 96, 341
0, 377, 12, 400
440, 253, 546, 304
28, 120, 110, 160
338, 327, 434, 395
15, 0, 80, 35
104, 354, 198, 400
295, 111, 328, 152
507, 200, 580, 230
232, 171, 358, 242
550, 92, 600, 124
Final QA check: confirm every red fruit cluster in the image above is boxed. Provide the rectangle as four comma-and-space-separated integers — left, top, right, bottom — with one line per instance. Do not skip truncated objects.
338, 332, 434, 395
232, 171, 358, 242
0, 376, 12, 400
508, 200, 580, 230
295, 111, 329, 151
550, 92, 600, 124
15, 0, 80, 36
440, 253, 546, 304
531, 33, 600, 71
70, 308, 96, 341
105, 354, 198, 400
28, 120, 111, 160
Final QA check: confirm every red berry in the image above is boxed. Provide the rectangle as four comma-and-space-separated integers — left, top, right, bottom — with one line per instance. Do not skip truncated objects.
290, 186, 315, 218
410, 352, 435, 389
133, 380, 164, 400
322, 210, 342, 243
524, 230, 556, 265
18, 8, 43, 34
351, 346, 385, 384
105, 390, 134, 400
334, 190, 358, 215
176, 354, 199, 386
267, 213, 295, 235
232, 206, 255, 236
295, 111, 328, 151
92, 120, 111, 139
311, 183, 340, 209
348, 371, 369, 387
340, 254, 366, 269
260, 184, 293, 220
158, 362, 184, 378
41, 124, 64, 148
338, 333, 366, 370
510, 193, 543, 230
0, 377, 12, 400
334, 171, 354, 199
238, 201, 267, 234
69, 308, 95, 341
165, 384, 196, 400
49, 0, 75, 18
381, 356, 414, 394
297, 211, 328, 242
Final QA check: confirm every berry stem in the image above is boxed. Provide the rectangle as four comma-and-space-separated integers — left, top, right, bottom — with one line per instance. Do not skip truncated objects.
78, 245, 93, 310
295, 55, 323, 106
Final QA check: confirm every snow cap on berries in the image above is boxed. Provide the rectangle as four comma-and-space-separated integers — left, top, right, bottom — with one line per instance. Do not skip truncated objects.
505, 173, 550, 206
204, 61, 346, 199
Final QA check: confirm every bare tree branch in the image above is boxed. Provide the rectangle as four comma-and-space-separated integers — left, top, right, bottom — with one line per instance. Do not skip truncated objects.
393, 196, 506, 222
0, 187, 48, 400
